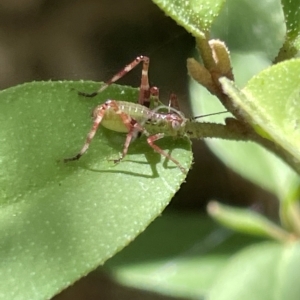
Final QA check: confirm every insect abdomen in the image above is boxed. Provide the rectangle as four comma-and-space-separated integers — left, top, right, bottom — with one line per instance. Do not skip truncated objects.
101, 101, 151, 133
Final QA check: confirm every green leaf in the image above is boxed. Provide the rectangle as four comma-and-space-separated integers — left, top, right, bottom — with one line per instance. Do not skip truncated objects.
220, 58, 300, 168
106, 212, 261, 299
152, 0, 226, 38
282, 0, 300, 39
209, 241, 300, 300
216, 59, 300, 200
207, 201, 291, 242
280, 180, 300, 235
277, 0, 300, 59
189, 0, 288, 200
0, 81, 192, 300
189, 75, 298, 201
211, 0, 285, 61
275, 0, 300, 62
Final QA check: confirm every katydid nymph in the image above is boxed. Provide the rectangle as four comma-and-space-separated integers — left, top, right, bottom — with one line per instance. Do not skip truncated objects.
64, 56, 227, 173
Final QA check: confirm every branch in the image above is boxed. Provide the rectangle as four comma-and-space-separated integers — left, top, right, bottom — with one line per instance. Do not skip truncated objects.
186, 119, 300, 175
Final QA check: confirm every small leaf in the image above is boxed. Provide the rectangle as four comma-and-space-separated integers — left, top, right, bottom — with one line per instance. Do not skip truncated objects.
220, 59, 300, 170
276, 0, 300, 60
0, 81, 192, 300
282, 0, 300, 39
207, 201, 291, 242
152, 0, 226, 38
189, 76, 298, 201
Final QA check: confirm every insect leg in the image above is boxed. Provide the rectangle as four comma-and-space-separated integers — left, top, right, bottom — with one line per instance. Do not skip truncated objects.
168, 93, 180, 112
78, 56, 152, 106
112, 132, 133, 163
113, 117, 145, 163
149, 86, 161, 107
146, 133, 187, 173
64, 100, 121, 162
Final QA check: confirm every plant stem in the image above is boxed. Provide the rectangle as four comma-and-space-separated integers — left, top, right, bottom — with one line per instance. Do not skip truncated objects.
187, 120, 300, 175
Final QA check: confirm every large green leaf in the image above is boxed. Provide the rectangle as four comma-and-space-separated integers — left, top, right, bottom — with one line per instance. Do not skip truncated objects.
152, 0, 226, 38
106, 212, 261, 299
209, 241, 300, 300
107, 212, 300, 300
0, 81, 192, 300
212, 0, 285, 61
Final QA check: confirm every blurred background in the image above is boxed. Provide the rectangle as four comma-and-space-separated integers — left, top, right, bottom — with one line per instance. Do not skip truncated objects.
0, 0, 280, 298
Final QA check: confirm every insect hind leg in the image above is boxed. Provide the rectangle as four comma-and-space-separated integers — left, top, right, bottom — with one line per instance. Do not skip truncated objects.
64, 108, 105, 162
64, 100, 122, 162
111, 119, 144, 164
146, 133, 187, 174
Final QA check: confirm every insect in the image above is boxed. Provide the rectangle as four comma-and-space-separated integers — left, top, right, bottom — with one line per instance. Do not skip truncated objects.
64, 56, 223, 173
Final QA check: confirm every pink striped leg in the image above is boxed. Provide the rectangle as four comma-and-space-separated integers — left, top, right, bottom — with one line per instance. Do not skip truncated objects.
146, 133, 186, 173
111, 120, 144, 164
168, 93, 180, 112
64, 104, 107, 162
79, 56, 153, 107
64, 100, 133, 162
149, 86, 161, 107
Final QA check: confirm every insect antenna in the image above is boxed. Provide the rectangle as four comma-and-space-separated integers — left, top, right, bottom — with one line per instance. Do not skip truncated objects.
192, 111, 229, 120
